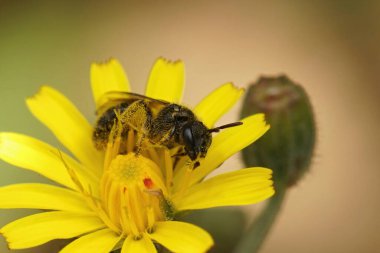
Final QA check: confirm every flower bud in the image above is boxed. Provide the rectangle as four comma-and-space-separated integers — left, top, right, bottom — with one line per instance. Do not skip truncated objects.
241, 76, 316, 187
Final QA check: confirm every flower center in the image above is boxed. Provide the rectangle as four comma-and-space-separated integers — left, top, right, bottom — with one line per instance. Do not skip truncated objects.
100, 153, 170, 238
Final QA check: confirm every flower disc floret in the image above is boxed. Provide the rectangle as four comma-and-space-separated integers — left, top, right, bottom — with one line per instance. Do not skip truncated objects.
100, 153, 169, 238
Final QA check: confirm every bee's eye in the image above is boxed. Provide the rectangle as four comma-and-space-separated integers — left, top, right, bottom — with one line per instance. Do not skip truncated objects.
183, 127, 194, 146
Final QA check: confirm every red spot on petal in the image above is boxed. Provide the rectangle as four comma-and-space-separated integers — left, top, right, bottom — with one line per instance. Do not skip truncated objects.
143, 178, 154, 189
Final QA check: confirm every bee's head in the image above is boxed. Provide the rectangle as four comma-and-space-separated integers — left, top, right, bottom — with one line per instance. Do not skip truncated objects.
182, 121, 212, 161
182, 121, 243, 161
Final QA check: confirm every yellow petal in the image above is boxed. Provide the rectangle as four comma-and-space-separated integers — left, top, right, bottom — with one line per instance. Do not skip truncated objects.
26, 86, 103, 174
174, 113, 270, 187
145, 58, 185, 103
174, 168, 274, 211
194, 82, 244, 127
60, 228, 120, 253
0, 184, 92, 213
121, 235, 156, 253
1, 211, 105, 249
91, 58, 131, 110
0, 132, 99, 190
148, 221, 213, 253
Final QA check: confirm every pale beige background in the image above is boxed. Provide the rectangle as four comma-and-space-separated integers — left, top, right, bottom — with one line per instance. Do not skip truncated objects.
0, 1, 379, 252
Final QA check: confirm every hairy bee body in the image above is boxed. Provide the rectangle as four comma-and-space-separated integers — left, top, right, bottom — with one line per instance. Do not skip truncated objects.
93, 92, 211, 161
93, 101, 131, 149
93, 92, 242, 162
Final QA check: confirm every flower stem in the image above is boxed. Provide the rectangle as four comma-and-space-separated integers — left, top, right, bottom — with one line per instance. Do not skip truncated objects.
233, 180, 287, 253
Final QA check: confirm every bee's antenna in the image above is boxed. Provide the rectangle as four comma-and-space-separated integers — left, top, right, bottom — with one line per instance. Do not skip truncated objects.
208, 122, 243, 133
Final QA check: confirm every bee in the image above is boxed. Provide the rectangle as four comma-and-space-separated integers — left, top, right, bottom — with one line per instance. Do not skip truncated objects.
93, 92, 242, 166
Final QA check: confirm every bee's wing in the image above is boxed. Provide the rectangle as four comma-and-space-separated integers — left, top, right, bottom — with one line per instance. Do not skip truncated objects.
96, 91, 170, 116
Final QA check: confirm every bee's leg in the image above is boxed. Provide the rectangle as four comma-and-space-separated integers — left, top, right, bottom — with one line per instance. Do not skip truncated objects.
149, 127, 176, 148
193, 160, 200, 169
135, 132, 146, 156
184, 157, 201, 170
171, 152, 187, 157
160, 127, 176, 144
118, 100, 153, 155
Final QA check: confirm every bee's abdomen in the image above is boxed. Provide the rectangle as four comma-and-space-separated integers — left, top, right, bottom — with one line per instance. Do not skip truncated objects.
93, 102, 129, 150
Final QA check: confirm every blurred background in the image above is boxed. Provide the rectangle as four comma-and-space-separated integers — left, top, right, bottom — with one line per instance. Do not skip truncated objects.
0, 0, 379, 252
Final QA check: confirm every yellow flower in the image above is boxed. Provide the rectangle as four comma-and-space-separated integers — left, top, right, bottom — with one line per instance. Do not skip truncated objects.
0, 58, 274, 253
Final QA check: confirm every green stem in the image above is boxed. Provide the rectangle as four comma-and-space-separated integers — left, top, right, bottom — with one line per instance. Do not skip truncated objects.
233, 181, 287, 253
